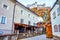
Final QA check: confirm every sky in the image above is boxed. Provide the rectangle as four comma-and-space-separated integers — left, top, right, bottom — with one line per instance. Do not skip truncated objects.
17, 0, 57, 8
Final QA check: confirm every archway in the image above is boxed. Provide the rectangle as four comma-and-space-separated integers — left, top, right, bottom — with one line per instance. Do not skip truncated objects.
37, 22, 53, 38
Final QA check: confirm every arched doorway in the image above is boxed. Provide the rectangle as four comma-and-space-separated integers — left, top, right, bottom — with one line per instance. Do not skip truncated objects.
37, 22, 53, 38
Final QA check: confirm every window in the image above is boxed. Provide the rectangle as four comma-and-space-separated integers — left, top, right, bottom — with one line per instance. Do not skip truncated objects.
28, 14, 30, 18
33, 17, 35, 19
1, 16, 6, 24
28, 21, 30, 25
33, 23, 35, 25
43, 12, 46, 20
59, 25, 60, 32
54, 25, 58, 32
0, 18, 1, 23
52, 12, 56, 19
20, 19, 24, 24
33, 16, 35, 20
2, 4, 8, 9
21, 10, 23, 15
46, 8, 48, 11
57, 7, 60, 16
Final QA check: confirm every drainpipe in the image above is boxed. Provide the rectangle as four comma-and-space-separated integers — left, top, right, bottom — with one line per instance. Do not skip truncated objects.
11, 1, 16, 34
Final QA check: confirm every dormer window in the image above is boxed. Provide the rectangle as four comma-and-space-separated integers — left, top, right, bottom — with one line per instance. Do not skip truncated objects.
3, 4, 7, 9
2, 3, 9, 10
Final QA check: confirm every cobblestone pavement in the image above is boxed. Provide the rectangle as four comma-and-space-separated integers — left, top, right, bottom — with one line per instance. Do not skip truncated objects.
19, 34, 60, 40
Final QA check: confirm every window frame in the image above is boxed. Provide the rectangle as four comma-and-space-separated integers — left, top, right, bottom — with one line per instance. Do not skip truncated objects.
20, 10, 23, 15
20, 19, 24, 24
28, 14, 30, 18
1, 16, 6, 24
2, 3, 9, 10
52, 12, 56, 19
57, 7, 60, 16
28, 21, 30, 25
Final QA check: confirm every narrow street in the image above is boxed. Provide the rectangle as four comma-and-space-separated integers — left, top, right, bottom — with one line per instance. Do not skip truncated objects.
20, 34, 60, 40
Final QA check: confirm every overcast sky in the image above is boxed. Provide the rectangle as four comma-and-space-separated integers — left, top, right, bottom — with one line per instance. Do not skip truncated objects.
17, 0, 57, 8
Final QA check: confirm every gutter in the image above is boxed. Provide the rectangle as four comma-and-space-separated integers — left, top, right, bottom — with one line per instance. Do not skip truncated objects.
50, 0, 58, 12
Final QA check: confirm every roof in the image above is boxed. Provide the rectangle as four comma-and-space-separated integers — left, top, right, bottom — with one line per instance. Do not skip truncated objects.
16, 0, 40, 17
10, 0, 16, 3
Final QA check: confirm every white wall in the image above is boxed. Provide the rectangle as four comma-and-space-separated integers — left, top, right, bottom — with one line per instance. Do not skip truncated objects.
0, 0, 14, 34
50, 4, 60, 37
14, 2, 39, 26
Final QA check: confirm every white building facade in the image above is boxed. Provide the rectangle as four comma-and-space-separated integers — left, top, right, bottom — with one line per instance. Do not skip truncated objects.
0, 0, 15, 34
50, 3, 60, 37
0, 0, 43, 34
14, 1, 40, 26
